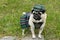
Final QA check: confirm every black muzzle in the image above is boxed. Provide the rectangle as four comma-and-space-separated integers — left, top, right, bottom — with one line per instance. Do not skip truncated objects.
33, 13, 41, 20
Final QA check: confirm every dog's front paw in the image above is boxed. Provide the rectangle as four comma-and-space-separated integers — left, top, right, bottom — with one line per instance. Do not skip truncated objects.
22, 33, 25, 36
32, 35, 36, 39
38, 35, 42, 38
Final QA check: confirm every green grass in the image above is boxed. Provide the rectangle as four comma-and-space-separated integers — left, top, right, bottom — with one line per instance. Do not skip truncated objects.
0, 0, 60, 40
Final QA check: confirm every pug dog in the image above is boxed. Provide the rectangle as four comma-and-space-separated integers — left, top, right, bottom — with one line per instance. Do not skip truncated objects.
21, 5, 47, 38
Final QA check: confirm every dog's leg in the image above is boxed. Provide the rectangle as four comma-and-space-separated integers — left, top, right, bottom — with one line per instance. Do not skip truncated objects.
38, 23, 45, 38
38, 13, 47, 38
22, 29, 25, 36
30, 25, 36, 38
29, 21, 36, 38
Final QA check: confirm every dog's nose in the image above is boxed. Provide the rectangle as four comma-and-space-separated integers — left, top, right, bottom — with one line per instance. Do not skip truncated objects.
34, 13, 38, 15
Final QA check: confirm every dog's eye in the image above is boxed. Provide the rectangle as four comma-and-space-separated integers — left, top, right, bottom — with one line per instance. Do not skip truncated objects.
33, 11, 35, 13
39, 12, 42, 14
33, 11, 37, 14
37, 12, 42, 15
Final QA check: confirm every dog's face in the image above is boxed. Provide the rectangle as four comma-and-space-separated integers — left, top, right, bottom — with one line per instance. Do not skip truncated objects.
32, 10, 45, 20
33, 11, 41, 20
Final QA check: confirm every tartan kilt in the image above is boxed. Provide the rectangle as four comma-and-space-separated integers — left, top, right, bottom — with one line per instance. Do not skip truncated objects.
20, 13, 30, 29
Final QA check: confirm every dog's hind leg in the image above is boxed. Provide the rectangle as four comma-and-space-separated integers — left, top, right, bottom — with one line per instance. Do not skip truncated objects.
22, 29, 25, 36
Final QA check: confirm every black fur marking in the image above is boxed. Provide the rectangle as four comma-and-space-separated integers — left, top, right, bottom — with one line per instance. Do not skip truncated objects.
33, 13, 41, 20
33, 22, 43, 29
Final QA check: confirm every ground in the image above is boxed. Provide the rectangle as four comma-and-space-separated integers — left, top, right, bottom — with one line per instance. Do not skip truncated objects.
0, 0, 60, 40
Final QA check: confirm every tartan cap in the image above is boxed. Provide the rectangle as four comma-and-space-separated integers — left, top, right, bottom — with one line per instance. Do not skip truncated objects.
33, 4, 45, 12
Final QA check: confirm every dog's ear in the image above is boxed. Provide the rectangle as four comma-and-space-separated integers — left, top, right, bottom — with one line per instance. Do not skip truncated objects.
40, 10, 46, 14
31, 10, 34, 13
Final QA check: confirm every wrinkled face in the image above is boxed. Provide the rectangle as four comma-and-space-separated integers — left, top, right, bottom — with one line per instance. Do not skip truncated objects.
32, 11, 42, 20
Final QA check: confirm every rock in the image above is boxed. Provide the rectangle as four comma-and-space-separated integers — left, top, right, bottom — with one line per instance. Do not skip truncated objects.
21, 35, 44, 40
0, 36, 18, 40
0, 35, 44, 40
